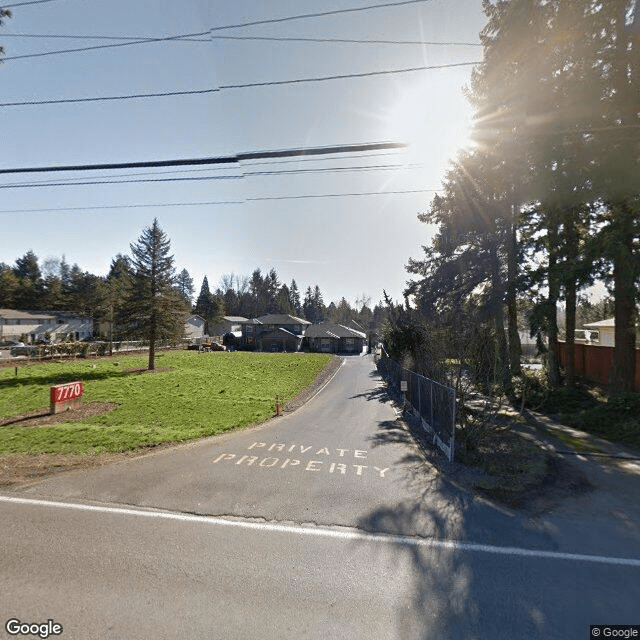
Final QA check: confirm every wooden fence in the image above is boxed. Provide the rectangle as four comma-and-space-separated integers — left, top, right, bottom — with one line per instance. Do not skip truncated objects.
557, 341, 640, 391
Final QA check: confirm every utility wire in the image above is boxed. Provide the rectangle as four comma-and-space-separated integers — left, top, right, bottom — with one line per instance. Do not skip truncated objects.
1, 1, 433, 61
208, 0, 431, 31
2, 0, 58, 7
0, 141, 406, 175
0, 188, 441, 214
0, 87, 220, 106
219, 60, 479, 89
2, 30, 210, 61
0, 162, 424, 189
3, 31, 481, 46
0, 61, 479, 107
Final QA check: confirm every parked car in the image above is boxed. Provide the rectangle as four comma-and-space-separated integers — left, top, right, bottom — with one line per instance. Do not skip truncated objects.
10, 345, 40, 357
0, 340, 24, 348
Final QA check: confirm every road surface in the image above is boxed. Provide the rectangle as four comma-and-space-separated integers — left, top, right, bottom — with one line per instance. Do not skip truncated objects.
1, 355, 639, 639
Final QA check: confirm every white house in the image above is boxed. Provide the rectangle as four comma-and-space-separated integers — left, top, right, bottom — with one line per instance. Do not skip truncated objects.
581, 317, 640, 347
0, 309, 92, 342
185, 314, 206, 341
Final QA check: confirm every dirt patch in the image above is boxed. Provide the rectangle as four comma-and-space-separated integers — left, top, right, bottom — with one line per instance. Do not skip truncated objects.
0, 402, 119, 428
0, 445, 176, 488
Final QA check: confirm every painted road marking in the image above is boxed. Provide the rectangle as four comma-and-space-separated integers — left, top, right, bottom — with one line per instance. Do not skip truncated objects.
212, 442, 390, 479
2, 495, 640, 568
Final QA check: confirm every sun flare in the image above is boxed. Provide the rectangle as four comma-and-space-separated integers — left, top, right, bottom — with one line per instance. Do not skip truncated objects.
383, 76, 474, 167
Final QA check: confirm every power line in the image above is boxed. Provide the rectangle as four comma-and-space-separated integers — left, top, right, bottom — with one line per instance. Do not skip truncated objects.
210, 35, 482, 46
2, 30, 210, 61
0, 61, 479, 107
2, 0, 58, 7
247, 189, 440, 200
0, 162, 425, 189
0, 189, 440, 214
0, 142, 406, 175
219, 60, 479, 89
3, 31, 481, 46
1, 1, 433, 61
208, 0, 431, 32
0, 87, 220, 107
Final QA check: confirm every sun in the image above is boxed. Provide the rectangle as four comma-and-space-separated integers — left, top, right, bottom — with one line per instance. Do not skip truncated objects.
383, 75, 474, 167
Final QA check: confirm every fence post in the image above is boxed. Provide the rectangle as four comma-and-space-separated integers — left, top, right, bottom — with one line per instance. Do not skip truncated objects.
430, 382, 433, 428
449, 388, 456, 462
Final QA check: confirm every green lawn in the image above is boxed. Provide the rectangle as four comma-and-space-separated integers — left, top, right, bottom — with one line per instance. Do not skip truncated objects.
0, 351, 331, 455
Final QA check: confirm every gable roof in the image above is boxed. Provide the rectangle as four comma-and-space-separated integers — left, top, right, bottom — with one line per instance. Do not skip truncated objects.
583, 317, 615, 329
0, 309, 56, 321
256, 313, 311, 326
305, 322, 366, 339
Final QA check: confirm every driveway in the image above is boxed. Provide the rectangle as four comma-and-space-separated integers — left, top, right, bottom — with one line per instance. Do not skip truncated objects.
1, 355, 639, 639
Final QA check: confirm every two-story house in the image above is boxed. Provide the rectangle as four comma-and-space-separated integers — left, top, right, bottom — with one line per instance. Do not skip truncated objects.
240, 314, 311, 352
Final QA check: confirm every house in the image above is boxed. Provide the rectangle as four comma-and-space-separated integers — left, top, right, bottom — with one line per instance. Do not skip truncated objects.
580, 317, 639, 348
208, 316, 248, 337
240, 314, 310, 352
582, 318, 615, 346
0, 309, 92, 342
184, 314, 206, 341
304, 321, 367, 354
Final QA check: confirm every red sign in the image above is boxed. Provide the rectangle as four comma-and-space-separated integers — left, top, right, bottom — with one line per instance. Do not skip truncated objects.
50, 381, 83, 404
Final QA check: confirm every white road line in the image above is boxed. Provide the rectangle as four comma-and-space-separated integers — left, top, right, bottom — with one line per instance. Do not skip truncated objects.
2, 495, 640, 568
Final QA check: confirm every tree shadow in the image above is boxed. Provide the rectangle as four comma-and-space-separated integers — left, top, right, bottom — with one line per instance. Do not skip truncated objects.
0, 366, 161, 390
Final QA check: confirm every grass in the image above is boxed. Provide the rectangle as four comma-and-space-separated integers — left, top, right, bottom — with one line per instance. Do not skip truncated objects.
0, 351, 330, 455
517, 371, 640, 450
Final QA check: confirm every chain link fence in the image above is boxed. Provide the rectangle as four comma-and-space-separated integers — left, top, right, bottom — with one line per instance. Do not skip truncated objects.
377, 349, 456, 461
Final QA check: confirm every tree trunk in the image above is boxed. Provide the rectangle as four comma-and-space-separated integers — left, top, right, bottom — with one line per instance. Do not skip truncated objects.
563, 208, 578, 388
148, 313, 156, 371
611, 201, 636, 393
547, 218, 561, 388
491, 248, 511, 392
507, 218, 522, 375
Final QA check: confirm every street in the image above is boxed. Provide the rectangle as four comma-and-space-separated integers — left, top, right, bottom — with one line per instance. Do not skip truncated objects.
1, 355, 639, 639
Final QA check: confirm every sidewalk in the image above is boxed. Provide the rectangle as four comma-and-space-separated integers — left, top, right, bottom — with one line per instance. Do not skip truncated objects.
515, 409, 640, 559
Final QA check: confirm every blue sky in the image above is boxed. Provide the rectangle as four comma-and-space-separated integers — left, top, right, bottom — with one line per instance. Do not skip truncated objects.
0, 0, 486, 305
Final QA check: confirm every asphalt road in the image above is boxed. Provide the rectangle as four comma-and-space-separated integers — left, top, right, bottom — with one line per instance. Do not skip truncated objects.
1, 355, 639, 639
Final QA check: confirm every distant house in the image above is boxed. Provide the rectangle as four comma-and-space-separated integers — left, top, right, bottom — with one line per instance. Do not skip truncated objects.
208, 316, 248, 337
240, 314, 310, 352
185, 314, 206, 341
0, 309, 92, 342
581, 317, 639, 348
304, 321, 367, 354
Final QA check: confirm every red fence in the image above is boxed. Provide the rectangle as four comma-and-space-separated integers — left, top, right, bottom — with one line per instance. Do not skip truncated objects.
557, 342, 640, 391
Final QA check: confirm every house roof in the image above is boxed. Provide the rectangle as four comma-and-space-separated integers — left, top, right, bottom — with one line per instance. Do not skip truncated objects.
583, 317, 615, 329
222, 316, 248, 322
259, 328, 298, 339
305, 322, 366, 339
0, 309, 56, 321
256, 314, 311, 326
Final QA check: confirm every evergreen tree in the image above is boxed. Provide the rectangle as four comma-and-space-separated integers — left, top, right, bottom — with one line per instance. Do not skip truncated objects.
176, 268, 195, 306
194, 276, 224, 334
122, 219, 188, 370
289, 279, 302, 315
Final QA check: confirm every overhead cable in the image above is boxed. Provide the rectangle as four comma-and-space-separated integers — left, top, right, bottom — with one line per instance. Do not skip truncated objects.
0, 189, 440, 214
0, 162, 425, 189
2, 1, 432, 61
3, 31, 481, 46
0, 141, 406, 175
0, 61, 479, 107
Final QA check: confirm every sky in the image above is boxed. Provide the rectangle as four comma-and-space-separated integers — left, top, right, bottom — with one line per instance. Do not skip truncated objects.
0, 0, 487, 307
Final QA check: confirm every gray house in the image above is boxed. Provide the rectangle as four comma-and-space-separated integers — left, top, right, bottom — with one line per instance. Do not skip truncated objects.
240, 314, 310, 351
304, 322, 367, 354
